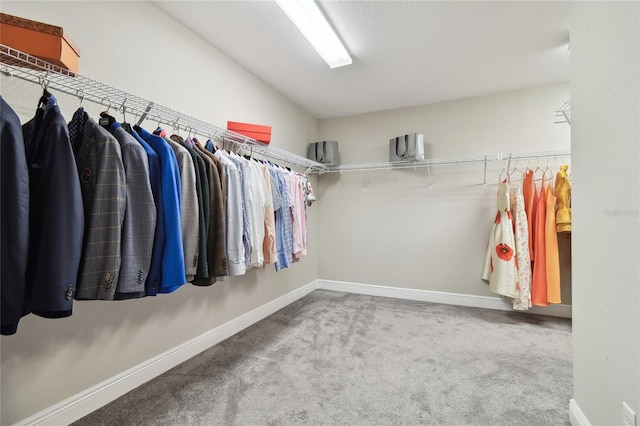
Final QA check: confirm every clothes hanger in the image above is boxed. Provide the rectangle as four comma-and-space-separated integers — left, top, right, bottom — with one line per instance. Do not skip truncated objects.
508, 161, 525, 183
76, 89, 85, 108
37, 74, 52, 110
99, 97, 117, 127
184, 126, 196, 146
498, 167, 508, 183
120, 99, 134, 134
532, 158, 546, 182
243, 146, 253, 160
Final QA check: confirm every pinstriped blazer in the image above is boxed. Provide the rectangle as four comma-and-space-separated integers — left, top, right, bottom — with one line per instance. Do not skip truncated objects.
165, 137, 199, 283
111, 125, 157, 299
74, 118, 126, 300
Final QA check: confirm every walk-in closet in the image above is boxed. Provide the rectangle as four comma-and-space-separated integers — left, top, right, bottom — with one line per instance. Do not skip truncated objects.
1, 2, 638, 426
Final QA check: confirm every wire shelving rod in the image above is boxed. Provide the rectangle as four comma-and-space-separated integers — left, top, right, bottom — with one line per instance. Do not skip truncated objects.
0, 44, 328, 174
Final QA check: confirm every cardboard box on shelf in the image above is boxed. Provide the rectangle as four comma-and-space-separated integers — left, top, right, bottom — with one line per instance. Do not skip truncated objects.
0, 13, 80, 74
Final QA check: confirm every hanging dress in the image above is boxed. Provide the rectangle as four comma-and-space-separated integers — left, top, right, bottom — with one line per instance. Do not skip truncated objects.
531, 179, 549, 306
482, 180, 518, 298
522, 170, 536, 259
545, 184, 561, 303
510, 187, 532, 310
555, 165, 572, 233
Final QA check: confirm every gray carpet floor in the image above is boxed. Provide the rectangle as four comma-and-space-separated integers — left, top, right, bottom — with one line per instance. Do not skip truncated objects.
73, 290, 572, 426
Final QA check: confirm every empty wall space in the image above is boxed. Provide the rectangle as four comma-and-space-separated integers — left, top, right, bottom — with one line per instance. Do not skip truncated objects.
316, 83, 571, 302
570, 2, 640, 423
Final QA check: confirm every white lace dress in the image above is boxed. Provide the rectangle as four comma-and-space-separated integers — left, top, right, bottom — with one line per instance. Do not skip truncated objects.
510, 187, 532, 310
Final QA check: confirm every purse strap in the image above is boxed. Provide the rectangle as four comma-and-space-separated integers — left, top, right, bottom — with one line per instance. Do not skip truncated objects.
316, 141, 326, 163
395, 135, 408, 158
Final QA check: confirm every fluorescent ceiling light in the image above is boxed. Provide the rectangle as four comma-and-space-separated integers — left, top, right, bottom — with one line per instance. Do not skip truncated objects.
274, 0, 352, 68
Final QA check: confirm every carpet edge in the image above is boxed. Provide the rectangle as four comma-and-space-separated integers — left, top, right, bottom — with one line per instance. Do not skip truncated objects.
317, 279, 572, 318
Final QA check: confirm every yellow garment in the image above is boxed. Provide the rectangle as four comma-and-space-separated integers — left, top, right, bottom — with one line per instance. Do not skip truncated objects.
545, 185, 561, 304
555, 165, 571, 233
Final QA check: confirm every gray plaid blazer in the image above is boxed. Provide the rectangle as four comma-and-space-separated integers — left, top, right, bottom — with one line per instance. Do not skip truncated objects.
112, 126, 157, 298
75, 118, 126, 300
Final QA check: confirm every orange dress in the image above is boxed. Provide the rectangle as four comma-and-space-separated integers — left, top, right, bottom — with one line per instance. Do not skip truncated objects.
545, 185, 561, 303
522, 170, 535, 259
531, 182, 548, 306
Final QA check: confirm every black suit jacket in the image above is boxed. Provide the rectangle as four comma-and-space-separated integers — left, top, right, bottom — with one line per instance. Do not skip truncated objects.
22, 97, 84, 318
1, 97, 30, 335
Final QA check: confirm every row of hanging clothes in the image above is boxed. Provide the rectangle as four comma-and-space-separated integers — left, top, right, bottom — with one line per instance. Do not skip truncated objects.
481, 163, 571, 310
0, 91, 315, 335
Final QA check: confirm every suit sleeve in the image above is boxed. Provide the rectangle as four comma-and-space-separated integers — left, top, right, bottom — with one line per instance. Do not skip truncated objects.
1, 98, 30, 334
114, 130, 156, 298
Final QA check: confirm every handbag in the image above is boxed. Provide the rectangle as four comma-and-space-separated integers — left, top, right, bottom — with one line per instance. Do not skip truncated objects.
307, 141, 340, 166
389, 133, 425, 162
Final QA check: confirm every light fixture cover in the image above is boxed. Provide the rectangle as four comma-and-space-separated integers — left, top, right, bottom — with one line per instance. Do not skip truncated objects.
274, 0, 352, 68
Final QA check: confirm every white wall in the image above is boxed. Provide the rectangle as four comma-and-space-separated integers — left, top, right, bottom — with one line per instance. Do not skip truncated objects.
0, 2, 319, 424
570, 2, 640, 424
316, 84, 572, 301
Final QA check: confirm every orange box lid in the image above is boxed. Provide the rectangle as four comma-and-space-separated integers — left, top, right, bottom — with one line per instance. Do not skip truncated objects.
227, 121, 272, 134
0, 13, 80, 73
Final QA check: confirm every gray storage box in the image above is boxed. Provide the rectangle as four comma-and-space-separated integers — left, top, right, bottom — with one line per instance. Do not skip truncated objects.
307, 140, 340, 166
389, 133, 425, 162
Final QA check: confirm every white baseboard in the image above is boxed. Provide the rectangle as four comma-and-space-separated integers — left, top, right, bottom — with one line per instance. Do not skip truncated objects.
569, 399, 591, 426
14, 280, 319, 426
15, 278, 570, 425
317, 279, 572, 318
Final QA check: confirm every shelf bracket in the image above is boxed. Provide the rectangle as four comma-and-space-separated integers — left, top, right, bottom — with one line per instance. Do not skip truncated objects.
483, 156, 488, 185
136, 101, 154, 126
359, 169, 368, 191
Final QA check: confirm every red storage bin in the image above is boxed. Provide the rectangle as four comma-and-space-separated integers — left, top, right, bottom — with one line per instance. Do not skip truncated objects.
227, 121, 272, 144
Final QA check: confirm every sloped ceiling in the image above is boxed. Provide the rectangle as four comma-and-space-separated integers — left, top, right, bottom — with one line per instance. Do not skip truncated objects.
151, 1, 571, 119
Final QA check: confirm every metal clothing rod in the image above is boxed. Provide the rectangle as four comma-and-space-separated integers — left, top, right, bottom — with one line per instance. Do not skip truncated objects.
322, 149, 571, 174
0, 44, 328, 174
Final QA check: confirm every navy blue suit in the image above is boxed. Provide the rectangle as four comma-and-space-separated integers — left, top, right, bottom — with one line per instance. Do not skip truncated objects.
21, 95, 84, 318
1, 97, 30, 335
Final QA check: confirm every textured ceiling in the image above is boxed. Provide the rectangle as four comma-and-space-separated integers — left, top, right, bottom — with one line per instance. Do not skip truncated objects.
151, 1, 571, 119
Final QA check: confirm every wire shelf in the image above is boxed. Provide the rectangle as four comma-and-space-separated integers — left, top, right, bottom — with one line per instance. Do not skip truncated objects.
321, 149, 570, 188
324, 149, 571, 174
0, 44, 328, 174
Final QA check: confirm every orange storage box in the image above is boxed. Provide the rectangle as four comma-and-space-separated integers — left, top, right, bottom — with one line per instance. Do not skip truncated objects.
227, 121, 272, 144
0, 13, 80, 74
